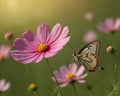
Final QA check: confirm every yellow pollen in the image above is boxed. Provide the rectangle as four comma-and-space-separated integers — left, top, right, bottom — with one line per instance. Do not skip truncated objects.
67, 73, 75, 79
28, 83, 37, 91
37, 43, 49, 52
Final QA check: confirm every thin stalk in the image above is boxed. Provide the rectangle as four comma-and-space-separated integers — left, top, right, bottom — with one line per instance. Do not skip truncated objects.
23, 65, 39, 96
46, 59, 62, 96
112, 54, 118, 85
72, 83, 78, 96
33, 91, 39, 96
23, 65, 33, 82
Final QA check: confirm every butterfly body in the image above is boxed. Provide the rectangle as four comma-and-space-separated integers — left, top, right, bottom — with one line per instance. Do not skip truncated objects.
73, 41, 104, 72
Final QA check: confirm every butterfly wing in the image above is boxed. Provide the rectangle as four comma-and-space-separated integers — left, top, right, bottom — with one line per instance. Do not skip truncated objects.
78, 41, 100, 56
75, 41, 100, 71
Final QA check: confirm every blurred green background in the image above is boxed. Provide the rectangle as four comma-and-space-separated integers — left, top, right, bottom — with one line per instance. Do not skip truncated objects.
0, 0, 120, 96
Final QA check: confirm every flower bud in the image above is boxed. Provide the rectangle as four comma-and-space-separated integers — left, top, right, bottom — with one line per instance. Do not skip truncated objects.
106, 46, 114, 53
4, 32, 13, 40
28, 83, 37, 91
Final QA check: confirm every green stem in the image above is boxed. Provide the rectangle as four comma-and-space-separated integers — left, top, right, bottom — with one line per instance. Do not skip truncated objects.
108, 91, 114, 96
23, 65, 33, 82
33, 91, 39, 96
72, 83, 78, 96
46, 59, 62, 96
23, 65, 39, 96
112, 54, 118, 85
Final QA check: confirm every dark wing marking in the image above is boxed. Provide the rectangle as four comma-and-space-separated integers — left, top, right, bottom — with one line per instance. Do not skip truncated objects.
79, 53, 99, 71
76, 41, 100, 71
78, 41, 100, 56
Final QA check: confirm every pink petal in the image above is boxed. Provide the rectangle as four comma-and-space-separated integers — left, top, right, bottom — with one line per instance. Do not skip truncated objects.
49, 26, 69, 44
115, 18, 120, 29
32, 53, 44, 63
1, 82, 10, 92
0, 79, 5, 88
48, 24, 70, 46
51, 77, 66, 83
12, 51, 42, 64
13, 38, 27, 50
80, 73, 88, 79
59, 82, 70, 88
11, 49, 38, 57
74, 73, 88, 80
54, 71, 66, 79
22, 30, 35, 42
48, 23, 62, 44
68, 63, 77, 73
60, 66, 69, 76
22, 38, 39, 49
0, 45, 11, 58
44, 51, 58, 58
83, 31, 97, 43
77, 80, 86, 83
59, 26, 69, 40
0, 45, 10, 53
97, 22, 109, 33
37, 24, 50, 43
105, 18, 114, 28
51, 36, 70, 48
76, 66, 85, 76
48, 37, 70, 53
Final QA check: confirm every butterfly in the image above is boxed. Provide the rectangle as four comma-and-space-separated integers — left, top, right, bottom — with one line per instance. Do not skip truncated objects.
73, 41, 104, 72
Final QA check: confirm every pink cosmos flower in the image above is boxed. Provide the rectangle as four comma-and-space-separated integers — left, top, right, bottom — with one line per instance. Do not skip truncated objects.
0, 45, 11, 61
51, 63, 88, 88
11, 23, 70, 64
0, 79, 10, 92
97, 18, 120, 33
85, 12, 93, 21
83, 31, 97, 43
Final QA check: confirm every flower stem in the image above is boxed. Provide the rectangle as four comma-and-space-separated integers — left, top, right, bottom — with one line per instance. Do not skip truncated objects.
46, 59, 62, 96
23, 65, 33, 82
112, 54, 118, 85
23, 65, 39, 96
33, 91, 39, 96
72, 83, 78, 96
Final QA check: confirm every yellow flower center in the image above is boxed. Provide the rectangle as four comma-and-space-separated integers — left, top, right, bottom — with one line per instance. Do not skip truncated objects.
67, 73, 75, 80
37, 43, 49, 52
28, 83, 37, 91
0, 54, 5, 60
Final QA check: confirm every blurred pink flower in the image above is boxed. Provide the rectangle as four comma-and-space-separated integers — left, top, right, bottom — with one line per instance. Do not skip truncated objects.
4, 32, 13, 40
97, 18, 120, 33
0, 79, 10, 92
83, 31, 97, 43
51, 63, 88, 88
0, 45, 11, 61
11, 23, 70, 64
85, 12, 93, 21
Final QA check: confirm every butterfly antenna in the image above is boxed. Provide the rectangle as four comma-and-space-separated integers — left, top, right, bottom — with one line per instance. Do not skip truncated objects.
68, 43, 76, 53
